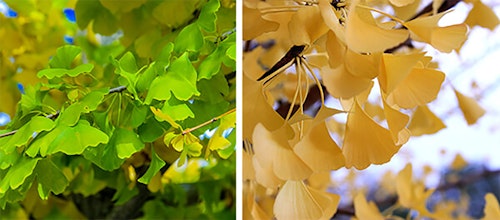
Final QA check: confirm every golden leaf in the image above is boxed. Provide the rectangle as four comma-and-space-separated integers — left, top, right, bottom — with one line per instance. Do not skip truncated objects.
252, 124, 313, 181
252, 156, 284, 189
243, 74, 286, 140
318, 0, 346, 44
396, 163, 435, 216
454, 89, 486, 125
354, 193, 385, 220
321, 65, 373, 99
405, 12, 467, 52
345, 6, 409, 53
243, 5, 279, 40
274, 180, 340, 220
343, 99, 402, 169
288, 5, 329, 45
465, 0, 500, 31
408, 105, 446, 136
379, 52, 425, 93
389, 0, 415, 7
483, 193, 500, 220
431, 24, 468, 53
386, 67, 445, 109
294, 121, 345, 172
326, 31, 346, 68
383, 99, 411, 145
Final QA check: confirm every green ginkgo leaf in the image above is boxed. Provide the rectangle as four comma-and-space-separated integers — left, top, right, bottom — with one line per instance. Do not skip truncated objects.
138, 146, 166, 184
35, 158, 69, 200
114, 128, 144, 159
49, 45, 81, 69
197, 0, 220, 33
0, 156, 40, 193
174, 23, 204, 53
145, 53, 200, 103
37, 63, 94, 79
26, 120, 109, 157
4, 116, 55, 154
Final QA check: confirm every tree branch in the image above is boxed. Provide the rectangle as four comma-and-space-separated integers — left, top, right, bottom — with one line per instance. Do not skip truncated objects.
0, 85, 127, 139
182, 108, 236, 135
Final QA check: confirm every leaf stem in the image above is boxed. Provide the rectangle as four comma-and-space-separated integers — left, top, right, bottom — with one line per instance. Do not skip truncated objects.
356, 5, 406, 25
182, 108, 236, 135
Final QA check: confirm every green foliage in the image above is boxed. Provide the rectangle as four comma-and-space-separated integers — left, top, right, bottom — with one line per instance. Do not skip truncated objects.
0, 0, 236, 218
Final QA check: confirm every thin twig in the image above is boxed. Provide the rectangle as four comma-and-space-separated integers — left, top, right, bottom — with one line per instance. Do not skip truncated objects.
0, 85, 127, 139
182, 108, 236, 135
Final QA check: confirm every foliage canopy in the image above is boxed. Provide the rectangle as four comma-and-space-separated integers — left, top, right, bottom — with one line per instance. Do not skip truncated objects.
0, 0, 236, 218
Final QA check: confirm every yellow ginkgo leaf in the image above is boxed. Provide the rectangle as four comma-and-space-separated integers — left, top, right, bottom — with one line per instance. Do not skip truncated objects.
379, 52, 425, 93
345, 49, 381, 79
483, 193, 500, 220
243, 150, 255, 181
408, 105, 446, 136
288, 5, 329, 45
383, 99, 411, 145
405, 12, 467, 52
150, 106, 181, 129
393, 0, 422, 21
345, 6, 409, 53
252, 124, 313, 181
321, 65, 373, 99
353, 193, 385, 220
431, 24, 468, 53
390, 0, 415, 7
245, 183, 274, 220
294, 121, 345, 172
465, 0, 500, 31
252, 156, 284, 189
396, 163, 435, 217
454, 89, 486, 125
326, 31, 346, 68
450, 153, 468, 170
342, 99, 402, 169
274, 180, 340, 220
243, 5, 279, 40
318, 0, 346, 44
243, 74, 286, 140
405, 12, 446, 42
386, 67, 445, 109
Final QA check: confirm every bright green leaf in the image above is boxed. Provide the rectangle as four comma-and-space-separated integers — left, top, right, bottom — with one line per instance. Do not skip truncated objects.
35, 158, 69, 200
138, 146, 166, 184
198, 47, 225, 80
49, 45, 82, 69
146, 53, 200, 103
226, 43, 236, 60
0, 157, 40, 193
118, 52, 138, 74
114, 128, 144, 159
37, 63, 94, 79
197, 0, 220, 32
174, 23, 204, 53
138, 117, 166, 143
0, 150, 19, 169
162, 99, 195, 121
185, 142, 203, 157
4, 116, 55, 154
26, 120, 109, 157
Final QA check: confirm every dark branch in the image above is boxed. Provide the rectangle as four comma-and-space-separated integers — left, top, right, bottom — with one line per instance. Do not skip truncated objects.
257, 45, 306, 82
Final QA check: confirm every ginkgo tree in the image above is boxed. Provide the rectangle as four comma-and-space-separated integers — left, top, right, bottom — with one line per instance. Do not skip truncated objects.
243, 0, 499, 219
0, 0, 236, 219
